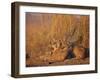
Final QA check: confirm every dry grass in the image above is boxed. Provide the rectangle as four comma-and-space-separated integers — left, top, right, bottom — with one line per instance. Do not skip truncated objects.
26, 12, 89, 67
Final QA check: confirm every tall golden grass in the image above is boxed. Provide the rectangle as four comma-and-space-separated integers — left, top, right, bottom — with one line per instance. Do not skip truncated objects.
26, 12, 89, 66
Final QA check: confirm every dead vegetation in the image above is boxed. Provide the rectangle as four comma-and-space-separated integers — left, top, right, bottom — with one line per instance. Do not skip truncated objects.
26, 12, 89, 67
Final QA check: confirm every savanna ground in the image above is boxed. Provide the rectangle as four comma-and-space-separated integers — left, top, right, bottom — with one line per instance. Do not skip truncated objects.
26, 12, 89, 67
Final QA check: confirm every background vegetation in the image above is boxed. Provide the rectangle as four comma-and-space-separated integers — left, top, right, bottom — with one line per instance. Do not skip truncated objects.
26, 12, 89, 67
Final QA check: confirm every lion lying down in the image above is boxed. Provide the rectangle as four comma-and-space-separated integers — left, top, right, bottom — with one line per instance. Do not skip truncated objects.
39, 45, 89, 63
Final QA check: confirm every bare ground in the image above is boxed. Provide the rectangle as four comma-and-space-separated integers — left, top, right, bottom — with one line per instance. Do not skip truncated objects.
26, 57, 89, 67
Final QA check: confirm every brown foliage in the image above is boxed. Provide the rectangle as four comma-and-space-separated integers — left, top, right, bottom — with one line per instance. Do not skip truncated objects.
26, 12, 89, 66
